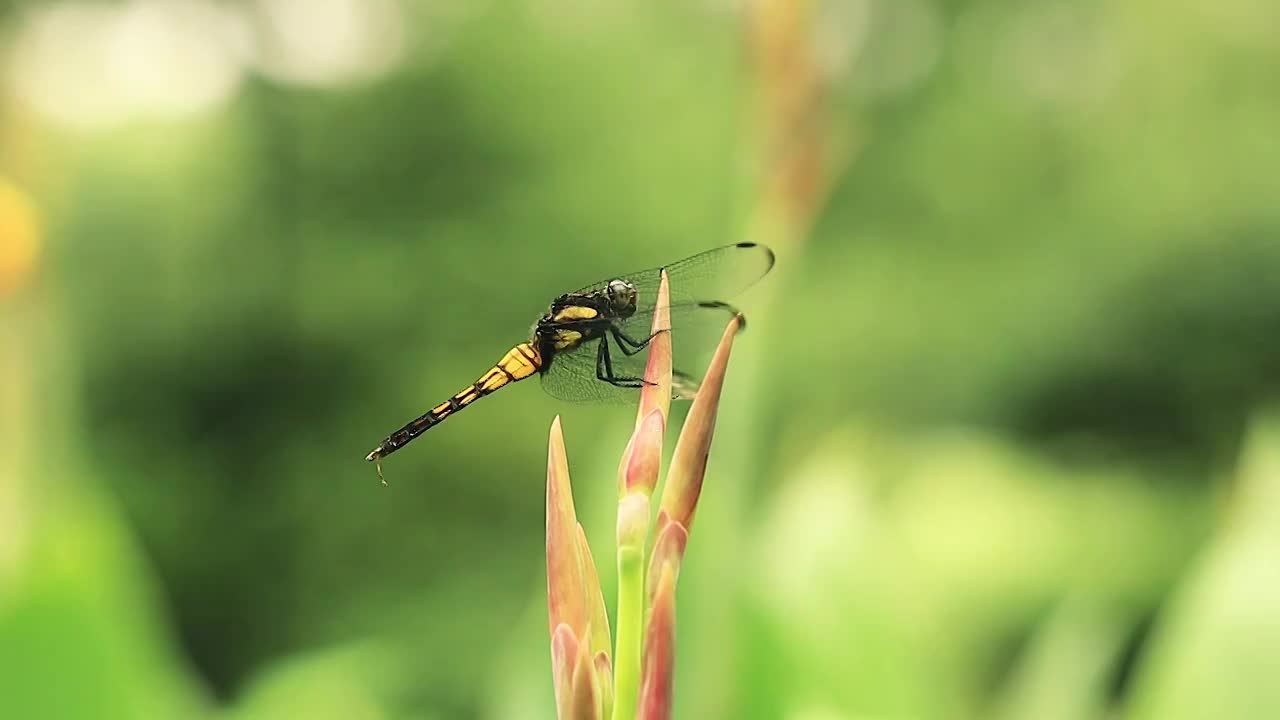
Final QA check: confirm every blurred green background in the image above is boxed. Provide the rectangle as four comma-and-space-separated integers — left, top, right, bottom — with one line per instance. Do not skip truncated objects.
3, 0, 1280, 718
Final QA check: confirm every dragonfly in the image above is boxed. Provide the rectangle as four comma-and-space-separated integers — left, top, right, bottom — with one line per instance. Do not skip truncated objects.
365, 242, 775, 478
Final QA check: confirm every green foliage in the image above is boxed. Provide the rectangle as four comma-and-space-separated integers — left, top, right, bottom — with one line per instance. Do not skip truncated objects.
3, 0, 1280, 718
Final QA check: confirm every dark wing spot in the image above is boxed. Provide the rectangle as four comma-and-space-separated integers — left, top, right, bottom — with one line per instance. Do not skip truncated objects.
697, 301, 748, 332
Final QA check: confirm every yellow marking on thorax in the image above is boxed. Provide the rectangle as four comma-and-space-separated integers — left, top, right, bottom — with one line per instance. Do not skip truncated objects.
553, 329, 582, 350
553, 305, 598, 322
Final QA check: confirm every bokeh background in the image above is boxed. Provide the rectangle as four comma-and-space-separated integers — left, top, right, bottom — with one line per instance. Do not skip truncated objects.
3, 1, 1280, 718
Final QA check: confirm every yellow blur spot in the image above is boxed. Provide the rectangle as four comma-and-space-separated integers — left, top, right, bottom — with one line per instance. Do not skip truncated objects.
553, 305, 597, 321
0, 178, 40, 298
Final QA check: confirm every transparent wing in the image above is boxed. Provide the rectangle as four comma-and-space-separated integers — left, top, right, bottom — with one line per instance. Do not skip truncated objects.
572, 242, 774, 315
538, 244, 770, 404
540, 302, 746, 403
539, 337, 643, 404
625, 301, 746, 399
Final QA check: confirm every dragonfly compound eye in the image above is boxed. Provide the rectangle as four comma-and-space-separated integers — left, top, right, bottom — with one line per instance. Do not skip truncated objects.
606, 279, 637, 315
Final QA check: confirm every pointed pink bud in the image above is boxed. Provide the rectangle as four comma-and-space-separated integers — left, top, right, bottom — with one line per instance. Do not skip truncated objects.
619, 270, 672, 498
619, 407, 665, 496
576, 524, 611, 662
550, 623, 580, 717
646, 513, 689, 605
567, 622, 601, 720
547, 417, 587, 637
637, 562, 677, 720
547, 418, 610, 720
594, 651, 614, 720
636, 270, 673, 427
660, 315, 740, 533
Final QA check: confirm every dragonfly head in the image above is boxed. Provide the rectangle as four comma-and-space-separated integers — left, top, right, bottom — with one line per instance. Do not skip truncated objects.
606, 279, 638, 317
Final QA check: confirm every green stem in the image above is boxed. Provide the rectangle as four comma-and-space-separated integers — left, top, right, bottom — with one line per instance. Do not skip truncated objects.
612, 544, 644, 720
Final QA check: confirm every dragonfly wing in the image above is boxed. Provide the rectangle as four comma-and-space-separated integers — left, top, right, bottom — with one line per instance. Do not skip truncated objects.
545, 242, 768, 405
611, 301, 745, 399
572, 242, 774, 315
540, 302, 737, 404
539, 338, 646, 404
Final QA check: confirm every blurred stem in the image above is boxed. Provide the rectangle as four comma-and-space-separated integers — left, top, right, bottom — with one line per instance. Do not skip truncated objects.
611, 544, 644, 720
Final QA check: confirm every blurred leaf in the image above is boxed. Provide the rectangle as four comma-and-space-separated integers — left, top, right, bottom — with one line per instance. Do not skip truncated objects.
992, 599, 1130, 720
221, 645, 394, 720
1125, 413, 1280, 720
0, 490, 206, 720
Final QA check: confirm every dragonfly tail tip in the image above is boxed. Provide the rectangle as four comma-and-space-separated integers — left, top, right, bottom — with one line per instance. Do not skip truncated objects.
366, 447, 389, 485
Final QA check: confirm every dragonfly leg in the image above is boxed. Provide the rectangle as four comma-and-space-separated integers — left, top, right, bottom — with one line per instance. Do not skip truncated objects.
610, 326, 658, 356
596, 338, 646, 388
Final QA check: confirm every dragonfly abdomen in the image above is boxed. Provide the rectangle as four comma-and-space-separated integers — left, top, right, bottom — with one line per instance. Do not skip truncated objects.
365, 343, 542, 464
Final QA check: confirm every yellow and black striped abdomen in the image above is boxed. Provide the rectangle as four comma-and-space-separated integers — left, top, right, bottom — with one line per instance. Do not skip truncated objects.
366, 343, 542, 464
431, 342, 541, 417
